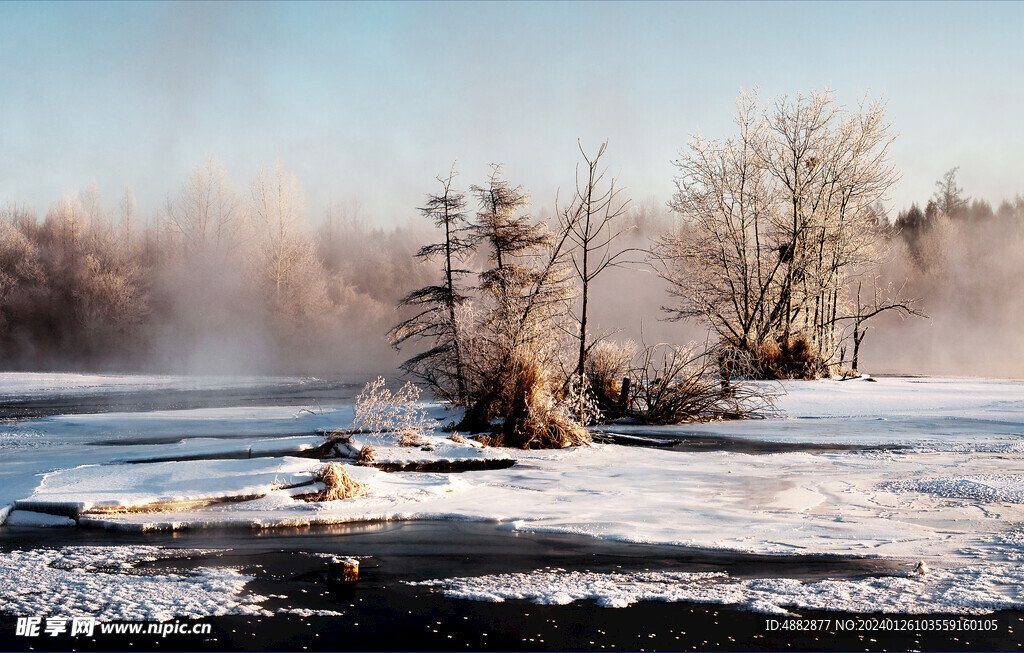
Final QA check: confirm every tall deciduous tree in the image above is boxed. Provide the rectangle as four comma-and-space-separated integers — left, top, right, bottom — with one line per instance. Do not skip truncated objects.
559, 141, 632, 418
164, 157, 240, 258
249, 161, 329, 328
658, 89, 917, 377
932, 167, 969, 219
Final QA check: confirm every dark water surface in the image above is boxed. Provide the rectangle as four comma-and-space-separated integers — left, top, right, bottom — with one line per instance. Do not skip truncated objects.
591, 430, 905, 455
1, 521, 1021, 652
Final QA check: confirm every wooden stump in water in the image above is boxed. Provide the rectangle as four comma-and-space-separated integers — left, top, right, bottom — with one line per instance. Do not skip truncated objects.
329, 557, 359, 583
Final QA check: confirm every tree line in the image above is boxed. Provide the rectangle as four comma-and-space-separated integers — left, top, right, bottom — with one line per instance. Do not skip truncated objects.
882, 167, 1024, 377
0, 160, 435, 372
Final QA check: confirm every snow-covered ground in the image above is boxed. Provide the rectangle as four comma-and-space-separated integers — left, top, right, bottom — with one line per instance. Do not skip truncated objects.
1, 373, 1023, 617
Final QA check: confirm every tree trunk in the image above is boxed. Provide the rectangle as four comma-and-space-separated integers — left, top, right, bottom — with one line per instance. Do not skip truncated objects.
443, 207, 467, 402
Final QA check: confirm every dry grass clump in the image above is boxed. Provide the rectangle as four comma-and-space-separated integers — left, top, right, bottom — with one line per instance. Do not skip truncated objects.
398, 431, 428, 447
447, 433, 467, 444
724, 334, 829, 380
455, 345, 591, 449
357, 445, 377, 464
499, 356, 591, 449
308, 463, 368, 502
585, 339, 636, 406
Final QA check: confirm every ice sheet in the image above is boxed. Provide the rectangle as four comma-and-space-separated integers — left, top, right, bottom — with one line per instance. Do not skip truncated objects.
0, 372, 309, 401
17, 457, 319, 513
4, 375, 1024, 617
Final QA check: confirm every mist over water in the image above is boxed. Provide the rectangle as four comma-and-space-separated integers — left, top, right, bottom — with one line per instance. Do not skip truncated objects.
864, 202, 1024, 378
1, 162, 1022, 380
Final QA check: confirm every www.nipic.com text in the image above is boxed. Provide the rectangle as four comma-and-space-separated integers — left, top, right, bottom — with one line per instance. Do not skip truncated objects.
15, 616, 212, 638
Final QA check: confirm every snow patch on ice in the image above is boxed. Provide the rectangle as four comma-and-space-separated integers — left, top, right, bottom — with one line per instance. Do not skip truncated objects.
278, 608, 346, 617
414, 565, 1024, 615
343, 432, 511, 466
0, 546, 269, 620
885, 475, 1024, 504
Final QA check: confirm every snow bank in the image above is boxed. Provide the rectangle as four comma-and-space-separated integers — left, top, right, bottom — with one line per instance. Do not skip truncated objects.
78, 467, 475, 531
345, 432, 511, 467
777, 376, 1024, 420
414, 565, 1024, 615
3, 510, 75, 527
598, 376, 1024, 449
16, 457, 320, 514
82, 444, 1024, 568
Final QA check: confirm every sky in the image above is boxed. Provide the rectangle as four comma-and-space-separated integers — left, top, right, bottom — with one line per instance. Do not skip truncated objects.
1, 0, 1022, 227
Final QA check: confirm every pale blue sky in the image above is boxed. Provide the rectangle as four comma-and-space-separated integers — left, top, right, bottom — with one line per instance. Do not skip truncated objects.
1, 1, 1022, 225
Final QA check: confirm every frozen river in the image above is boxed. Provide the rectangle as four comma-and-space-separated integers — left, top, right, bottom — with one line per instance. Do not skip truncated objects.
1, 373, 1023, 650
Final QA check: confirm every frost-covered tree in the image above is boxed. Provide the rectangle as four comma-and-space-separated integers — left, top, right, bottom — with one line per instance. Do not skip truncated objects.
458, 167, 585, 446
658, 89, 918, 377
164, 157, 241, 257
119, 186, 138, 245
248, 161, 330, 328
932, 167, 969, 219
44, 193, 89, 262
388, 164, 475, 403
0, 210, 45, 333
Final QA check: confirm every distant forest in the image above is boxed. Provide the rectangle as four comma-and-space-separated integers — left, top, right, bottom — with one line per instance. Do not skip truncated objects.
885, 168, 1024, 376
0, 159, 665, 374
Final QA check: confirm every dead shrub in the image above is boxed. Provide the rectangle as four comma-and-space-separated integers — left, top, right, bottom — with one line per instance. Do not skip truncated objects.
311, 376, 431, 459
565, 373, 603, 426
627, 343, 778, 424
352, 376, 431, 438
308, 463, 368, 502
585, 339, 636, 406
